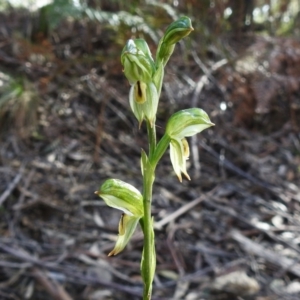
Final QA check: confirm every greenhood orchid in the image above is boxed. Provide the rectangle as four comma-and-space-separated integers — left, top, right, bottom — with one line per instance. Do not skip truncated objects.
129, 81, 158, 127
121, 39, 155, 85
166, 108, 214, 182
95, 179, 143, 256
121, 39, 158, 127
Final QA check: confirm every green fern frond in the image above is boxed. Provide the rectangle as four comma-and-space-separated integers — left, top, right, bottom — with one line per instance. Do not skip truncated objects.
40, 1, 158, 42
0, 73, 38, 138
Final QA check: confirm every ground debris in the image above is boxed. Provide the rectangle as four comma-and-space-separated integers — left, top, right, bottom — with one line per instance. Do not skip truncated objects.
0, 6, 300, 300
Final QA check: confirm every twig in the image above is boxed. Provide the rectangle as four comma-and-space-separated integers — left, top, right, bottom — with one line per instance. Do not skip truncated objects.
200, 139, 296, 202
167, 223, 191, 276
154, 195, 205, 230
32, 268, 73, 300
13, 169, 35, 227
0, 267, 26, 288
93, 97, 107, 164
204, 198, 300, 255
199, 140, 275, 190
0, 241, 168, 300
191, 47, 227, 94
0, 242, 55, 268
0, 290, 20, 300
0, 170, 23, 206
190, 76, 208, 178
230, 230, 300, 277
190, 55, 228, 178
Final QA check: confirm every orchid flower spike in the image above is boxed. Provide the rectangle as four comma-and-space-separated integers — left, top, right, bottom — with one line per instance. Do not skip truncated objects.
95, 179, 143, 256
166, 108, 214, 182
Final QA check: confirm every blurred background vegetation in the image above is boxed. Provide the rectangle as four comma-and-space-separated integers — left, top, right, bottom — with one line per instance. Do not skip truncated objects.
2, 0, 300, 36
0, 0, 300, 138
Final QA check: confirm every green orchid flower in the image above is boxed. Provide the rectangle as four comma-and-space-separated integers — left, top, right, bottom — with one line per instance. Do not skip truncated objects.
166, 108, 214, 182
169, 137, 191, 182
129, 81, 158, 127
95, 179, 143, 256
121, 39, 158, 126
121, 39, 155, 85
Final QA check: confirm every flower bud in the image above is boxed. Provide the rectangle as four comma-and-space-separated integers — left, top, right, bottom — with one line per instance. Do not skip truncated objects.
162, 16, 194, 45
156, 16, 193, 66
121, 39, 155, 84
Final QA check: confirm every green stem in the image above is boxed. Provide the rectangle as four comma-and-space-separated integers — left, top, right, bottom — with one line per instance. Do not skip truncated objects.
142, 124, 171, 300
146, 119, 156, 160
142, 120, 156, 300
142, 170, 154, 299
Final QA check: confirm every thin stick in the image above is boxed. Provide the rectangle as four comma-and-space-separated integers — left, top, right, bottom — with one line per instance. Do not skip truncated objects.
154, 196, 205, 230
0, 170, 23, 206
32, 268, 73, 300
230, 230, 300, 277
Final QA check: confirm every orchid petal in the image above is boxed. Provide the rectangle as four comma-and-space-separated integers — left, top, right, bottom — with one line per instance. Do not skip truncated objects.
108, 214, 140, 256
